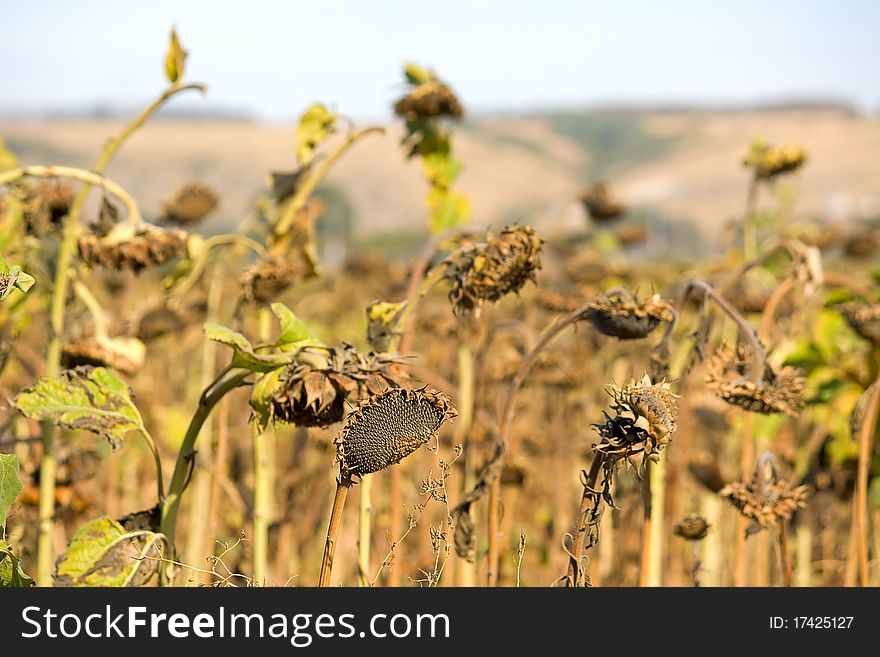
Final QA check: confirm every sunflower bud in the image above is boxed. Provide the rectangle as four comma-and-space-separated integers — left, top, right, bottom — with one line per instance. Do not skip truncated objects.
337, 387, 456, 477
586, 291, 674, 340
705, 347, 804, 416
446, 225, 542, 317
159, 181, 219, 225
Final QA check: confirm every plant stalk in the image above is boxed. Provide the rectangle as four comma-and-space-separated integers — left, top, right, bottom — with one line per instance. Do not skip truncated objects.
319, 471, 353, 586
357, 474, 373, 586
159, 368, 251, 580
252, 307, 276, 585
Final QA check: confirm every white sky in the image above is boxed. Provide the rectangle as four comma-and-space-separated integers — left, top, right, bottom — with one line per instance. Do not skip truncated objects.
2, 0, 879, 121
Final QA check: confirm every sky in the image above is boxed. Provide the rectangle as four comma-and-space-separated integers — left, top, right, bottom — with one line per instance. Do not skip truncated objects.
2, 0, 879, 121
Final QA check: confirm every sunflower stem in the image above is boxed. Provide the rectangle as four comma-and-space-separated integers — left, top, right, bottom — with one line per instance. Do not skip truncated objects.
319, 471, 352, 586
565, 454, 606, 586
252, 307, 276, 585
357, 473, 373, 586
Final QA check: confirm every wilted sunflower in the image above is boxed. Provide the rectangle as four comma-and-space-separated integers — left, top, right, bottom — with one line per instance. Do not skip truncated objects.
158, 181, 219, 225
839, 302, 880, 345
579, 182, 625, 221
592, 374, 679, 472
705, 346, 804, 416
673, 514, 710, 541
241, 256, 305, 304
20, 181, 74, 235
445, 225, 542, 317
744, 143, 807, 180
336, 387, 456, 478
393, 80, 463, 121
61, 338, 144, 376
843, 228, 879, 259
586, 290, 674, 340
252, 344, 406, 428
721, 475, 810, 536
79, 225, 188, 272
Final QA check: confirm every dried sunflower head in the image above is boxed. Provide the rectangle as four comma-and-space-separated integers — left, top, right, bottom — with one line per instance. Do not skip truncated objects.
720, 476, 810, 536
592, 374, 679, 471
586, 290, 674, 340
158, 181, 219, 225
673, 514, 710, 541
843, 228, 879, 259
393, 80, 463, 121
79, 225, 188, 272
744, 142, 807, 180
445, 225, 542, 317
705, 346, 804, 416
61, 337, 144, 376
241, 257, 305, 305
839, 302, 880, 345
579, 182, 625, 222
21, 181, 74, 235
614, 224, 648, 245
336, 387, 456, 477
251, 344, 406, 429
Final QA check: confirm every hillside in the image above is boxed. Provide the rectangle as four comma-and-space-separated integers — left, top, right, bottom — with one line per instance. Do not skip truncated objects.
2, 107, 879, 254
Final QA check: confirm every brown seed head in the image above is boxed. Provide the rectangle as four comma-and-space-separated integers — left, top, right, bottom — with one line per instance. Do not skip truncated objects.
673, 514, 710, 541
586, 291, 674, 340
61, 339, 141, 376
337, 387, 456, 477
21, 181, 74, 235
705, 347, 804, 416
261, 345, 406, 428
720, 477, 810, 535
241, 257, 305, 304
839, 302, 880, 345
79, 226, 188, 272
579, 182, 625, 221
159, 181, 219, 225
394, 80, 463, 121
446, 225, 542, 317
593, 374, 679, 471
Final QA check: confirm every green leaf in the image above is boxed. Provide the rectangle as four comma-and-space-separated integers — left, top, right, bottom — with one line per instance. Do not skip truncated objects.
249, 367, 284, 433
422, 152, 461, 189
272, 302, 318, 346
403, 62, 434, 85
54, 516, 164, 587
0, 454, 23, 531
296, 103, 337, 166
0, 541, 35, 587
204, 323, 294, 372
164, 28, 187, 84
427, 188, 470, 234
13, 367, 143, 448
0, 252, 35, 301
